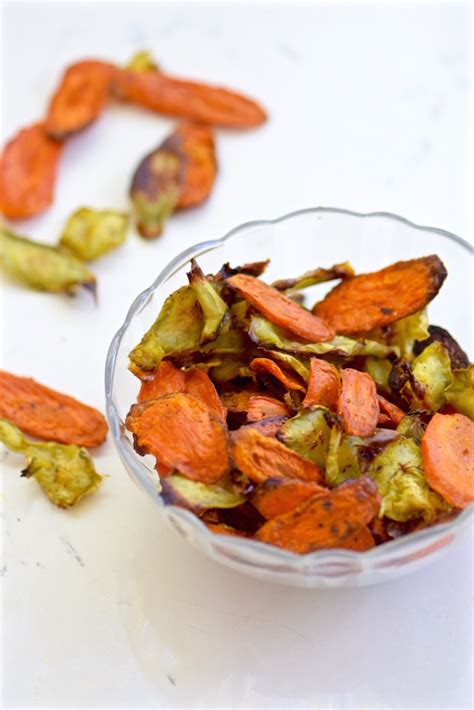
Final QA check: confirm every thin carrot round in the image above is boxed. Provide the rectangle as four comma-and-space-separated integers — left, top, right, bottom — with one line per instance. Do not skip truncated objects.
421, 413, 474, 508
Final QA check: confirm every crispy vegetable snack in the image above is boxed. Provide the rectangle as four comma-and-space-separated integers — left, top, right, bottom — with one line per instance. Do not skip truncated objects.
0, 419, 103, 508
126, 394, 230, 483
231, 427, 324, 484
251, 477, 327, 519
313, 256, 447, 335
338, 369, 378, 437
0, 371, 108, 447
302, 358, 340, 409
59, 207, 128, 261
227, 274, 335, 343
255, 477, 381, 554
130, 122, 217, 238
112, 58, 267, 128
1, 226, 96, 295
0, 123, 63, 219
421, 413, 474, 508
45, 60, 117, 139
126, 255, 472, 553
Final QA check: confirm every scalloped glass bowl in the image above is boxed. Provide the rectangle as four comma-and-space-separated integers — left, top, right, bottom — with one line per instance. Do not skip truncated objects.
105, 207, 473, 588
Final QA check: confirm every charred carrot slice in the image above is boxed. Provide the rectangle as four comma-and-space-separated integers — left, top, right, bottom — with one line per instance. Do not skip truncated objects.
0, 123, 63, 219
250, 357, 305, 391
138, 361, 187, 402
247, 394, 290, 422
302, 358, 340, 409
338, 526, 376, 551
338, 368, 378, 437
251, 477, 327, 519
227, 274, 334, 343
255, 476, 381, 553
231, 426, 324, 484
45, 60, 117, 139
240, 415, 288, 438
126, 393, 230, 484
0, 370, 107, 447
313, 256, 447, 335
112, 69, 267, 128
185, 368, 226, 420
377, 394, 405, 426
421, 413, 474, 508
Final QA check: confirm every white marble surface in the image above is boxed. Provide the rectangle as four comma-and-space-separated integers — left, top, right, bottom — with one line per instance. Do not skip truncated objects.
1, 2, 472, 708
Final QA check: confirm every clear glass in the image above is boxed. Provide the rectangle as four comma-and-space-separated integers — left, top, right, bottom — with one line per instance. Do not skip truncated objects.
105, 207, 473, 588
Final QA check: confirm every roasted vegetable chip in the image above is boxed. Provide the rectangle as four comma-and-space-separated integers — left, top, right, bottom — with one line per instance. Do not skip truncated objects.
368, 437, 450, 522
251, 477, 327, 519
188, 260, 229, 343
255, 476, 381, 554
126, 394, 230, 483
247, 394, 290, 421
377, 395, 405, 427
313, 256, 447, 335
271, 261, 354, 293
160, 473, 245, 514
0, 370, 108, 447
413, 325, 470, 370
0, 123, 63, 219
231, 427, 324, 484
0, 419, 103, 508
129, 286, 203, 376
445, 365, 474, 420
130, 122, 217, 238
279, 407, 331, 468
113, 61, 267, 128
227, 274, 335, 343
249, 316, 397, 359
410, 341, 453, 411
250, 357, 305, 391
0, 226, 96, 296
421, 413, 474, 508
302, 358, 340, 409
127, 254, 471, 554
45, 60, 116, 139
338, 369, 378, 437
59, 207, 128, 261
185, 368, 227, 420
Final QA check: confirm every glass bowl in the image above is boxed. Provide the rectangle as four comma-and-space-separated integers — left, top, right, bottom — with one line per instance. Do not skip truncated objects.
105, 207, 473, 588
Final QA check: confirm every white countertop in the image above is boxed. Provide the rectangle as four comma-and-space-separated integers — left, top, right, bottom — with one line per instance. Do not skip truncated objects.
1, 2, 472, 708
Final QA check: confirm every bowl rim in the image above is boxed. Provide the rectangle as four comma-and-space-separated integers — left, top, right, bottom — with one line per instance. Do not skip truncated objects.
105, 206, 473, 567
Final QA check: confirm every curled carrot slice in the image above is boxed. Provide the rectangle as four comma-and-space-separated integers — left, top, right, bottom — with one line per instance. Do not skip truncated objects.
138, 361, 187, 402
247, 394, 290, 422
313, 256, 447, 335
302, 358, 340, 409
227, 274, 335, 343
255, 476, 381, 553
139, 363, 225, 419
45, 60, 117, 139
231, 426, 324, 484
112, 69, 267, 128
0, 370, 107, 447
185, 368, 226, 420
251, 477, 327, 519
377, 394, 405, 427
421, 413, 474, 508
0, 123, 63, 219
126, 393, 230, 484
250, 357, 305, 391
338, 368, 378, 437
